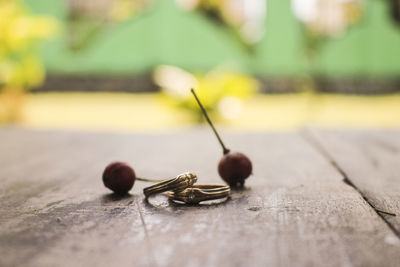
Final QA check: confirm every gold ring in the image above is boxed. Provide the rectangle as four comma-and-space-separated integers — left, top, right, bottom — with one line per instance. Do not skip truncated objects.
167, 185, 230, 204
143, 172, 197, 198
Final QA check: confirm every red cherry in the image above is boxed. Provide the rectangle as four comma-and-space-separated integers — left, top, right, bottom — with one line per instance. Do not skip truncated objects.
102, 162, 136, 195
218, 152, 252, 187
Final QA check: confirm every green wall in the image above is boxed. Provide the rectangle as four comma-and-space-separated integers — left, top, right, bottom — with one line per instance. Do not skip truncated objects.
25, 0, 400, 77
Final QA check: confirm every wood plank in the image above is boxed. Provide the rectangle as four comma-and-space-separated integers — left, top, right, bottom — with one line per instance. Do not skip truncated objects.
0, 129, 399, 267
0, 129, 153, 266
306, 129, 400, 236
0, 129, 118, 215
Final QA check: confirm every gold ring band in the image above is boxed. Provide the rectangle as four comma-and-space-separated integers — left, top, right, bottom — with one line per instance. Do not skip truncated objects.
143, 172, 197, 198
167, 184, 230, 204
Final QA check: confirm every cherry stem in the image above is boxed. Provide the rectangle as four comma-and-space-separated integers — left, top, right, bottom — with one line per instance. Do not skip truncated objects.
191, 88, 230, 155
136, 177, 166, 183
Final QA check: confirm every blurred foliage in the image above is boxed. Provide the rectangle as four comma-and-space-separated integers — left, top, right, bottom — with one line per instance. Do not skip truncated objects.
0, 0, 56, 122
67, 0, 151, 51
154, 65, 258, 122
293, 0, 364, 62
176, 0, 265, 52
109, 0, 151, 21
389, 0, 400, 26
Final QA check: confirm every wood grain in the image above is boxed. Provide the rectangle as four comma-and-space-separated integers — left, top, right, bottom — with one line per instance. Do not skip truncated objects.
0, 128, 399, 267
306, 128, 400, 236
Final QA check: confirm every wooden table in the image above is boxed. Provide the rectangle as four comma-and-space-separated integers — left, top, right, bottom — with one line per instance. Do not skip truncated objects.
1, 127, 399, 267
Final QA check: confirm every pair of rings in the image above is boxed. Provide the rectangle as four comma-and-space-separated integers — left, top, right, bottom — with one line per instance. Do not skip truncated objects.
143, 172, 230, 204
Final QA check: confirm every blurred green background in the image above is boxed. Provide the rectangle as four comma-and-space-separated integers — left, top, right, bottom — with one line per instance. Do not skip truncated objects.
23, 0, 400, 76
1, 0, 400, 131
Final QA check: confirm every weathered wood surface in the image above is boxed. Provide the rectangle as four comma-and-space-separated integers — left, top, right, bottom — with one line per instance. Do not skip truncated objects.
306, 129, 400, 237
0, 127, 399, 267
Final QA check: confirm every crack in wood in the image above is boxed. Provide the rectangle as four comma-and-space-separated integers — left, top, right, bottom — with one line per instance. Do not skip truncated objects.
376, 209, 397, 217
301, 129, 400, 239
135, 198, 158, 267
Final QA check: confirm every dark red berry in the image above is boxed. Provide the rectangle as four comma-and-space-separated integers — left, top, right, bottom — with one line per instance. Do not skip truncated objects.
190, 89, 253, 187
102, 162, 136, 195
218, 152, 252, 187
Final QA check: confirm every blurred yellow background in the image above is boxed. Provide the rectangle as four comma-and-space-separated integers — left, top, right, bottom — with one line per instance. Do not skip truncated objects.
1, 0, 400, 132
20, 92, 400, 132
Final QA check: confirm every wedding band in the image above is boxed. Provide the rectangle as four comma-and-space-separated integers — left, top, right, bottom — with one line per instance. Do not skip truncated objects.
167, 184, 230, 204
143, 172, 197, 198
